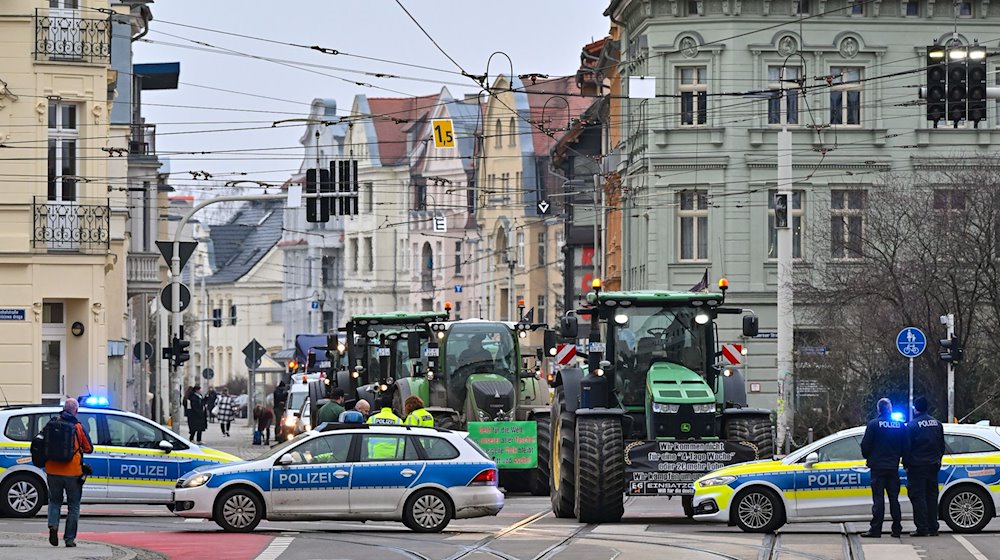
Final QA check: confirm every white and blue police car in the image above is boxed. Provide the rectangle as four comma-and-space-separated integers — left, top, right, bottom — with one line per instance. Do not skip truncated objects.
172, 423, 504, 532
693, 422, 1000, 533
0, 402, 240, 517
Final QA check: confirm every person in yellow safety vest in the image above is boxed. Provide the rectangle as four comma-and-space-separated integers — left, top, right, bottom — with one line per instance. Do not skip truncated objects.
366, 395, 403, 459
403, 395, 434, 427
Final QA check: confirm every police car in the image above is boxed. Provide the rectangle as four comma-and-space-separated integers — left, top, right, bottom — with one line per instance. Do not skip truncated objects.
172, 423, 503, 532
0, 402, 240, 517
693, 422, 1000, 533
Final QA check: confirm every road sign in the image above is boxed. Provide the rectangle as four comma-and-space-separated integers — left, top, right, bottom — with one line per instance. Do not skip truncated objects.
132, 341, 153, 361
431, 119, 455, 148
243, 338, 266, 370
721, 344, 743, 366
555, 343, 576, 365
432, 214, 447, 233
537, 200, 550, 215
896, 327, 927, 358
311, 301, 320, 310
160, 283, 191, 313
202, 368, 215, 380
454, 285, 463, 293
155, 240, 198, 272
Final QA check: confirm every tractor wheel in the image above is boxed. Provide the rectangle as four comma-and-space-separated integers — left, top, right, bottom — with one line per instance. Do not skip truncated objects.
725, 415, 775, 459
529, 413, 551, 496
574, 415, 625, 523
549, 388, 576, 518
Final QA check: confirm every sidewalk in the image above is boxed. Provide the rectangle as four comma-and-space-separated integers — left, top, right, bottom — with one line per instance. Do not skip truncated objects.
182, 416, 272, 460
0, 533, 163, 560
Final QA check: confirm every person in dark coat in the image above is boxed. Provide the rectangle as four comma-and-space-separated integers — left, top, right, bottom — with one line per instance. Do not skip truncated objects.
204, 387, 218, 423
254, 405, 274, 445
860, 397, 908, 538
904, 396, 946, 537
187, 385, 207, 443
272, 381, 288, 441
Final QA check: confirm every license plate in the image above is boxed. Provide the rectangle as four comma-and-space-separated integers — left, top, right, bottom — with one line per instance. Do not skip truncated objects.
377, 347, 391, 357
426, 348, 439, 357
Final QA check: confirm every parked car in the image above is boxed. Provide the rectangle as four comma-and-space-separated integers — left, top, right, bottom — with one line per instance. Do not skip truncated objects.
172, 424, 503, 532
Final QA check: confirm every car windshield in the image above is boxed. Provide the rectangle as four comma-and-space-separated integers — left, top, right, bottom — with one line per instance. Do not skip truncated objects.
393, 334, 427, 378
608, 306, 708, 406
287, 391, 306, 413
444, 322, 517, 382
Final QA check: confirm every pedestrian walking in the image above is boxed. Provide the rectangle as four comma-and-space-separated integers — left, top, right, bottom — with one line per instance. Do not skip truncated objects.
254, 404, 274, 445
214, 388, 237, 437
316, 388, 346, 425
860, 398, 908, 538
205, 387, 218, 424
188, 385, 207, 443
42, 399, 93, 548
904, 396, 946, 537
367, 395, 402, 425
403, 395, 434, 427
273, 381, 288, 442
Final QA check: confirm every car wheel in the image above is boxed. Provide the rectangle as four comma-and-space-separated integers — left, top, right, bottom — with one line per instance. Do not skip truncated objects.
0, 474, 45, 518
732, 487, 784, 533
942, 485, 993, 533
213, 488, 263, 532
402, 489, 452, 533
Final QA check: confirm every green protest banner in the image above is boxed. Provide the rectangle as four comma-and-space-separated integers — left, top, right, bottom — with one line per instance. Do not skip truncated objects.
467, 421, 537, 469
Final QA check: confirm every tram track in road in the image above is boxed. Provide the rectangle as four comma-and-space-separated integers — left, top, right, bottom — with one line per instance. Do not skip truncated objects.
755, 528, 865, 560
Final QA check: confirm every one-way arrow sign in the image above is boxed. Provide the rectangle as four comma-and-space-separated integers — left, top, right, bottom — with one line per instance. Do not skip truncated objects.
155, 240, 198, 272
537, 200, 550, 215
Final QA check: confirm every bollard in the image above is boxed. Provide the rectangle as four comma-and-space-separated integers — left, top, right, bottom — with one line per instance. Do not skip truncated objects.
807, 427, 814, 443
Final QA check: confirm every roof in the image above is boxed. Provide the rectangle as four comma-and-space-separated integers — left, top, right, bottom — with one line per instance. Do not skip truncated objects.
365, 93, 441, 165
597, 290, 726, 306
134, 62, 180, 90
205, 200, 283, 285
349, 311, 449, 325
523, 76, 594, 158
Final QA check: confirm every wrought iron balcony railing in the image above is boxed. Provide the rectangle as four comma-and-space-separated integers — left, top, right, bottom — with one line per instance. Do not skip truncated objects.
33, 197, 110, 253
34, 9, 112, 64
129, 123, 156, 157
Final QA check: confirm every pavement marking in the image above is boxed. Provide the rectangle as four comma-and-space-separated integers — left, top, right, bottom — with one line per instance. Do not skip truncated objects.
183, 518, 205, 523
861, 543, 922, 560
254, 536, 294, 560
953, 535, 989, 560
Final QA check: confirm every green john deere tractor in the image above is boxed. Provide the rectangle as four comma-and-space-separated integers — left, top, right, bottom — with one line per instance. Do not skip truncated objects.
549, 279, 773, 522
393, 318, 552, 495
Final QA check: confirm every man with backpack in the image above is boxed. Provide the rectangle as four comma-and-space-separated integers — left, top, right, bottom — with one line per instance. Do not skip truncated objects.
42, 399, 93, 548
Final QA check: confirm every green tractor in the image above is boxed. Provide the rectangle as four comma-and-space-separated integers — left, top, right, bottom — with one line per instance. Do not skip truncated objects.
394, 318, 552, 495
549, 279, 773, 522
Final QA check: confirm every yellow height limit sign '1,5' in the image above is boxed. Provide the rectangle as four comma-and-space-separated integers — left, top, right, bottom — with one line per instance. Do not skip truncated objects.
432, 119, 455, 148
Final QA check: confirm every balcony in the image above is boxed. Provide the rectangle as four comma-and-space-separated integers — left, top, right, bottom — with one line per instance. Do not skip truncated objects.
129, 123, 157, 158
32, 197, 110, 253
34, 9, 112, 65
127, 252, 162, 295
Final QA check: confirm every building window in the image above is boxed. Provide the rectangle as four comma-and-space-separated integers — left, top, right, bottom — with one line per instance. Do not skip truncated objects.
537, 232, 547, 266
455, 301, 462, 320
454, 241, 462, 274
829, 66, 862, 126
436, 241, 443, 277
958, 0, 972, 16
349, 237, 359, 273
364, 182, 373, 212
517, 232, 525, 268
42, 302, 64, 324
508, 117, 516, 146
687, 0, 700, 13
364, 237, 373, 272
229, 304, 237, 326
538, 295, 547, 324
678, 191, 709, 260
48, 103, 78, 202
679, 67, 708, 126
768, 190, 803, 259
905, 0, 919, 14
501, 173, 510, 193
768, 66, 800, 125
321, 255, 335, 285
849, 1, 863, 14
795, 0, 810, 14
495, 119, 502, 148
933, 189, 966, 211
830, 189, 865, 259
270, 300, 283, 324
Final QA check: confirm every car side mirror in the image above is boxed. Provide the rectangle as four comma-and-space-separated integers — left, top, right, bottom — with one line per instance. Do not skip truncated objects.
277, 453, 294, 466
805, 452, 819, 468
158, 440, 173, 454
560, 315, 578, 339
743, 315, 759, 338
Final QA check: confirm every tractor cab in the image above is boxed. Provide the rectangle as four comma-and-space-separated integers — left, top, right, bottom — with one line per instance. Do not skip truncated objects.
428, 320, 520, 420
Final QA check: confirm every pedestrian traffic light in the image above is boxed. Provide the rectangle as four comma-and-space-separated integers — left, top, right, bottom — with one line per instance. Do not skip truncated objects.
171, 336, 190, 368
926, 46, 946, 124
947, 51, 968, 124
939, 335, 963, 364
773, 193, 789, 229
967, 45, 988, 124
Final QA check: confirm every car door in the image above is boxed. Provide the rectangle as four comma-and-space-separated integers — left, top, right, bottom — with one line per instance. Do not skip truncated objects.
794, 435, 871, 518
36, 412, 107, 501
269, 433, 353, 516
941, 433, 1000, 485
350, 434, 423, 514
101, 414, 179, 502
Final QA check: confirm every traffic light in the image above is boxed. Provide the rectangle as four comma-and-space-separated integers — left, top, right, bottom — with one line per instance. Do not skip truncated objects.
288, 360, 299, 374
773, 193, 789, 229
171, 336, 190, 369
939, 335, 964, 364
305, 168, 331, 223
947, 53, 968, 124
926, 46, 946, 124
967, 47, 988, 124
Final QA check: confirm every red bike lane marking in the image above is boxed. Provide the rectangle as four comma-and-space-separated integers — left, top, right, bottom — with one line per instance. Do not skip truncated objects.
78, 531, 273, 560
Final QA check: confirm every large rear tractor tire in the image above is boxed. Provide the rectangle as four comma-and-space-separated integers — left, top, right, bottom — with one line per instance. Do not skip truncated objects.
549, 389, 576, 518
724, 415, 775, 459
574, 415, 625, 523
529, 413, 551, 496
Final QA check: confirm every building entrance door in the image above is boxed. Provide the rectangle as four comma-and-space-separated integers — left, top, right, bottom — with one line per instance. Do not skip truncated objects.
42, 302, 66, 404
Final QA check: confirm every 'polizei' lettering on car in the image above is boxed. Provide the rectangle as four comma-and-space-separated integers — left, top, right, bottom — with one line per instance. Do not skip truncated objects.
121, 464, 168, 478
278, 471, 333, 485
806, 472, 862, 487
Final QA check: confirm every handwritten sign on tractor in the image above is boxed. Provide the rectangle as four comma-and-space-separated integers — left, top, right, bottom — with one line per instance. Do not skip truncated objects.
467, 421, 537, 469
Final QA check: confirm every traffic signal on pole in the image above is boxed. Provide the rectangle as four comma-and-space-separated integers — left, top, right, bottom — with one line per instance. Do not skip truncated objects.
171, 336, 190, 369
926, 46, 946, 124
967, 50, 988, 124
305, 168, 331, 223
947, 53, 968, 124
939, 335, 963, 364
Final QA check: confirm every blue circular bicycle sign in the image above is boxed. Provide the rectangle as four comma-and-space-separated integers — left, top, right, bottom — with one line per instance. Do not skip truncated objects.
896, 327, 926, 358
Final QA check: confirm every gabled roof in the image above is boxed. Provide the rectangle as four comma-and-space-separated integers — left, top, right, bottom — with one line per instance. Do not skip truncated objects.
523, 76, 594, 158
365, 93, 441, 166
205, 200, 283, 285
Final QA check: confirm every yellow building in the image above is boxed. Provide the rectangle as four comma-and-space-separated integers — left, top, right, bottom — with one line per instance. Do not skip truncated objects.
0, 1, 128, 404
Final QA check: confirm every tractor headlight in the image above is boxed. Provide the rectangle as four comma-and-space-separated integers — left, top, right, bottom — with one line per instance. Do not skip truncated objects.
698, 475, 736, 488
652, 403, 680, 414
692, 403, 716, 414
181, 473, 212, 488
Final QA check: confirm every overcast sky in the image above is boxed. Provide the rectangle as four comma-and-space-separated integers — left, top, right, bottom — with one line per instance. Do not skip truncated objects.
135, 0, 610, 196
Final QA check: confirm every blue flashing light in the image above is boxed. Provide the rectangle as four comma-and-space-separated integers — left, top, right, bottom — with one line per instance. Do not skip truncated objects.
83, 395, 109, 408
890, 411, 905, 422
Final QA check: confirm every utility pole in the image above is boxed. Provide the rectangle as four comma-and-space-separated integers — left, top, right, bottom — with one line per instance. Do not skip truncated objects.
775, 78, 795, 455
944, 312, 955, 420
200, 266, 209, 383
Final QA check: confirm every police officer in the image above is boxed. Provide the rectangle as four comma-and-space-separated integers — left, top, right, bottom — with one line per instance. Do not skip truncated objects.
403, 395, 434, 427
904, 396, 945, 537
366, 395, 402, 425
860, 398, 908, 538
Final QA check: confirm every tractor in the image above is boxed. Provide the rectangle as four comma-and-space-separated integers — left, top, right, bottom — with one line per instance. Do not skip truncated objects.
549, 278, 773, 522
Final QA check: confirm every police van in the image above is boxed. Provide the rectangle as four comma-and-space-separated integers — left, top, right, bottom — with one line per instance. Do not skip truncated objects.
0, 403, 240, 517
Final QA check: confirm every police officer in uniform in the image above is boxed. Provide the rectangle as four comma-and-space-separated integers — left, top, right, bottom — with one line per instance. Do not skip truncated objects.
905, 396, 945, 537
403, 395, 434, 427
366, 395, 402, 425
860, 398, 908, 538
